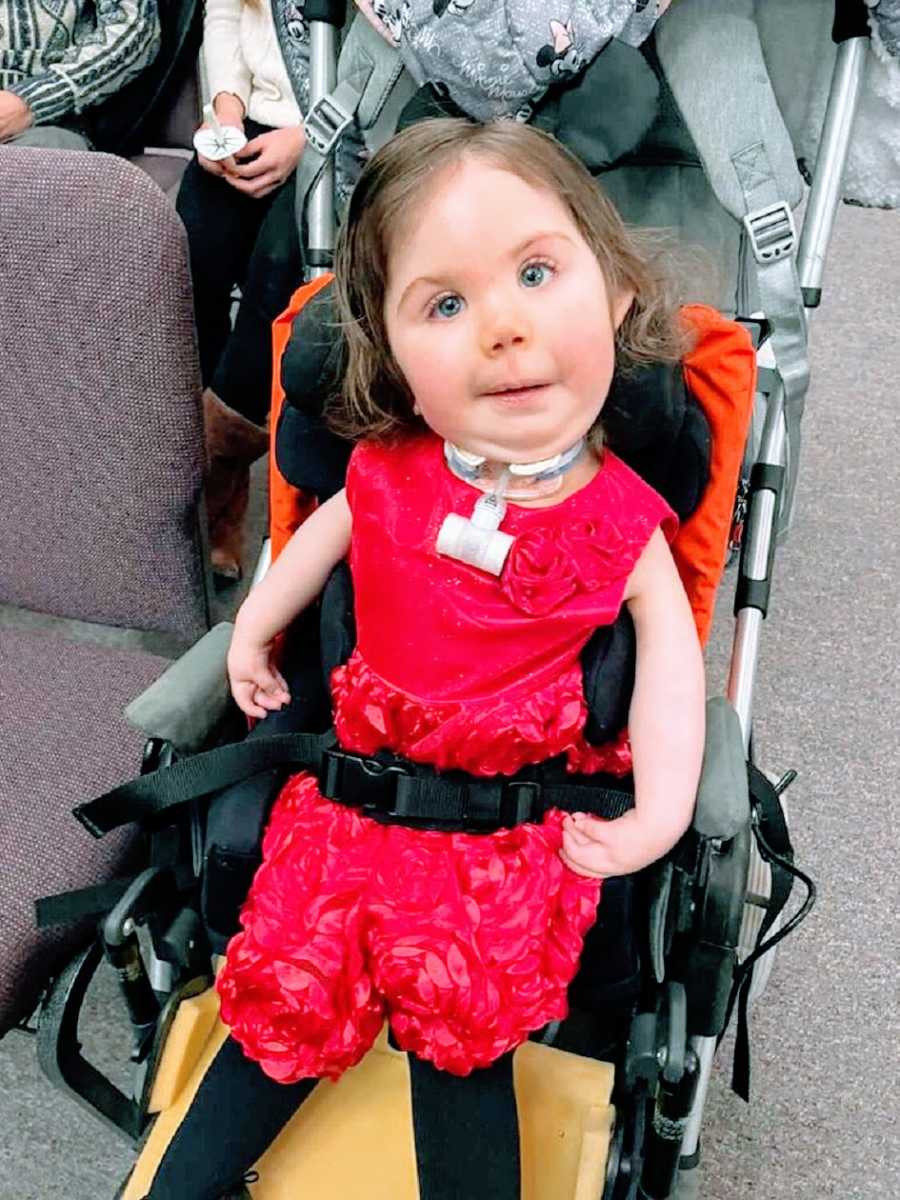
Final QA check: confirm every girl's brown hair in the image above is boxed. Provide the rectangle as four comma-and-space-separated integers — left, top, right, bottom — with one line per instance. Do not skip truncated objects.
331, 118, 691, 442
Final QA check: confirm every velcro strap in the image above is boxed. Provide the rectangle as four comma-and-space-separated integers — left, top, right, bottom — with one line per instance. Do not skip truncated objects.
75, 732, 332, 838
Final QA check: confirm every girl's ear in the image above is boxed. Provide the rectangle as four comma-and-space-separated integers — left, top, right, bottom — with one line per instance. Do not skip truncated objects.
612, 287, 636, 330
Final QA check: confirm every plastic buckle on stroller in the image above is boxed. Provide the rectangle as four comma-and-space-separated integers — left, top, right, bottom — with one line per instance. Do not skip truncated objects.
304, 94, 354, 157
319, 747, 414, 820
742, 201, 796, 264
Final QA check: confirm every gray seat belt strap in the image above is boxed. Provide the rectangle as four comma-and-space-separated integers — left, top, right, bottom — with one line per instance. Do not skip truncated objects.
657, 0, 809, 531
294, 15, 413, 242
733, 148, 809, 532
294, 75, 364, 241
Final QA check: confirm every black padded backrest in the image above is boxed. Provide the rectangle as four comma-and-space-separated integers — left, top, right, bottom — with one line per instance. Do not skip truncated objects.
0, 147, 210, 642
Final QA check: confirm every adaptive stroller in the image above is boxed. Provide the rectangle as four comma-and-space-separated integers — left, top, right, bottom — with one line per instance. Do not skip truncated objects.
13, 1, 878, 1197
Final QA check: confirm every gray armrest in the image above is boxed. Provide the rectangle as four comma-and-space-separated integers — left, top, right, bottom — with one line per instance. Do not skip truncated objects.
125, 622, 234, 752
647, 699, 751, 983
693, 697, 749, 840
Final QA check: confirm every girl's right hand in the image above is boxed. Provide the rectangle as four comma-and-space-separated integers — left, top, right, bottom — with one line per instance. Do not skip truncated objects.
227, 630, 291, 720
197, 92, 245, 177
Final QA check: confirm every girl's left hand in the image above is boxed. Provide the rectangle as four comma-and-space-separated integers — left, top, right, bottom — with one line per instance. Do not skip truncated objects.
223, 126, 306, 198
560, 810, 682, 879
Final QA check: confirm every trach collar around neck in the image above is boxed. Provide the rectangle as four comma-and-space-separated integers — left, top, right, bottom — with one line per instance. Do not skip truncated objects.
436, 437, 587, 577
443, 438, 586, 498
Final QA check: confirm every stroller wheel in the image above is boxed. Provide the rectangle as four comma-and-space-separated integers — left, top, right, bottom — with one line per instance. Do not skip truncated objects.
602, 1094, 646, 1200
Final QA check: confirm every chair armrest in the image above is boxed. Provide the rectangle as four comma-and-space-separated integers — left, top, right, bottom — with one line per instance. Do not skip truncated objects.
693, 697, 749, 840
125, 622, 234, 752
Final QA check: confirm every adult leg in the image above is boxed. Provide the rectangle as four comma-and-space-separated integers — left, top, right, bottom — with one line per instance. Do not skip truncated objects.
140, 1035, 317, 1200
409, 1052, 521, 1200
9, 126, 90, 149
176, 124, 280, 579
175, 145, 269, 389
202, 172, 303, 576
210, 173, 303, 427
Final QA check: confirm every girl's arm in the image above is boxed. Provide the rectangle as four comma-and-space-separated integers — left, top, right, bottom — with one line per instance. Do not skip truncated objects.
561, 528, 706, 878
202, 0, 253, 123
228, 489, 352, 718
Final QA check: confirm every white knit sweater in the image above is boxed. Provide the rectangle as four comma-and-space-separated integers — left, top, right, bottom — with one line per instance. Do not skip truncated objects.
203, 0, 302, 129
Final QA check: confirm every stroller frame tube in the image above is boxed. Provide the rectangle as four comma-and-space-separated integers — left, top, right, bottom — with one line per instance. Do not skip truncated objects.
725, 32, 867, 750
305, 22, 338, 280
796, 36, 870, 295
683, 34, 867, 1164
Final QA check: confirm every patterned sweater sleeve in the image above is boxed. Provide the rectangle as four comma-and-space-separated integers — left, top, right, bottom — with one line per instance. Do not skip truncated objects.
8, 0, 161, 126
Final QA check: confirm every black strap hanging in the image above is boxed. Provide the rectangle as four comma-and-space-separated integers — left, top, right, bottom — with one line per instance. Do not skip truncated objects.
75, 732, 335, 837
725, 764, 817, 1100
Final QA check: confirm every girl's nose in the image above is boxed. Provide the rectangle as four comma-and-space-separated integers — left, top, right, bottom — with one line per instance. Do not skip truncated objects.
480, 300, 531, 355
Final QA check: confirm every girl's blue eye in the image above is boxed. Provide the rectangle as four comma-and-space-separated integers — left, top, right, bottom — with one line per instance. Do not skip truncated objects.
430, 294, 464, 320
520, 261, 553, 288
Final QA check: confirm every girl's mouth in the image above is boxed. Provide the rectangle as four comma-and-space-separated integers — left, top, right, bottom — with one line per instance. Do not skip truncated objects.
483, 382, 551, 404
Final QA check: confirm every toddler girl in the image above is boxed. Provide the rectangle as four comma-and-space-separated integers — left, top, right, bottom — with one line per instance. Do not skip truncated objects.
138, 117, 705, 1200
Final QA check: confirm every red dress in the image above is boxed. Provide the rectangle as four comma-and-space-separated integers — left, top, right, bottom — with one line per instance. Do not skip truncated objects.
217, 433, 676, 1080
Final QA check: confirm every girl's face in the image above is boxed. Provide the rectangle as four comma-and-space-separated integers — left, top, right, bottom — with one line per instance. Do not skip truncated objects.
383, 159, 633, 465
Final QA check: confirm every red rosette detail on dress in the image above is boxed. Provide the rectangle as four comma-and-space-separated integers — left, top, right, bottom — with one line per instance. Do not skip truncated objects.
566, 726, 633, 777
500, 514, 648, 617
217, 783, 602, 1080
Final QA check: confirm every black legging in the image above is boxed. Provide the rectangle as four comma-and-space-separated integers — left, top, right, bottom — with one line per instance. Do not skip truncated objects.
175, 120, 303, 427
144, 1034, 520, 1199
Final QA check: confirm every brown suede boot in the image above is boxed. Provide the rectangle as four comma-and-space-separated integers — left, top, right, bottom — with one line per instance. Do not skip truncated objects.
203, 388, 269, 581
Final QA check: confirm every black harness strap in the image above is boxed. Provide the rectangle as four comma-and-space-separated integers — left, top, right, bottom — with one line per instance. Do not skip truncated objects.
725, 764, 816, 1100
542, 779, 634, 820
75, 732, 334, 837
34, 861, 198, 929
35, 876, 140, 929
74, 731, 633, 839
320, 744, 633, 832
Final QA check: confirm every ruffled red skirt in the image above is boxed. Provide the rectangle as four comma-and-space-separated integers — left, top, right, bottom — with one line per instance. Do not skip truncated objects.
218, 652, 626, 1082
218, 776, 602, 1081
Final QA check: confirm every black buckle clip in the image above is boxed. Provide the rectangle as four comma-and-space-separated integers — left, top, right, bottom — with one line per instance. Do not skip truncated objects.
319, 748, 544, 833
319, 748, 415, 822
